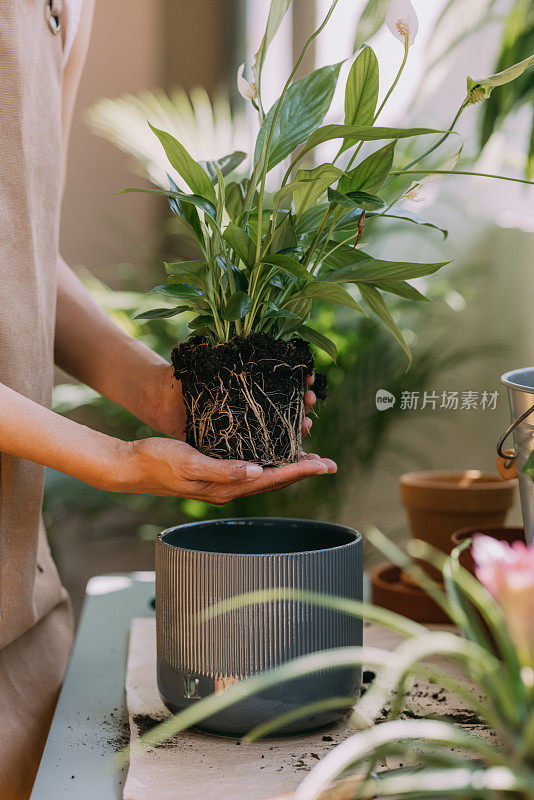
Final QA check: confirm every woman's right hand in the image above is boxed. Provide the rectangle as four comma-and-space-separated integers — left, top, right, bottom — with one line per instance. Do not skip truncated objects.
108, 438, 337, 504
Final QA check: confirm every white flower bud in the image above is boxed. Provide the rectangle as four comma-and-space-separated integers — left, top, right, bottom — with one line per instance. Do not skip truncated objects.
386, 0, 419, 46
237, 64, 258, 102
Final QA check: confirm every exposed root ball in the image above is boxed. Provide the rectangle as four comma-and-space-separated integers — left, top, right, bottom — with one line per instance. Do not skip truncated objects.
171, 334, 323, 466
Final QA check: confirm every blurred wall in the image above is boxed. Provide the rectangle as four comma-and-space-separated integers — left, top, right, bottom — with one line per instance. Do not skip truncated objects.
60, 0, 237, 279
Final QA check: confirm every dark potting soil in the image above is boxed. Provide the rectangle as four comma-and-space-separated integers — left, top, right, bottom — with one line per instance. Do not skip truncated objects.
172, 333, 327, 465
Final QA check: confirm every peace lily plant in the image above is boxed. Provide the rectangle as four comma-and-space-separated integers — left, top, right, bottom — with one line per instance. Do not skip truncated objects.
121, 0, 534, 466
124, 529, 534, 800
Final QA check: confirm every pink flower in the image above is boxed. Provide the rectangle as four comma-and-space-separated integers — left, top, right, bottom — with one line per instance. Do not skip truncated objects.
472, 534, 534, 669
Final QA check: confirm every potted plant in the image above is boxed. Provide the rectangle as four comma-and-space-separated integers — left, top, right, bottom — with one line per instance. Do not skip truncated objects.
121, 0, 534, 465
132, 529, 534, 800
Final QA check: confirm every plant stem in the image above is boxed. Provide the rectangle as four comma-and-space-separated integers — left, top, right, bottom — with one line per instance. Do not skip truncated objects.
302, 203, 335, 271
388, 169, 534, 185
254, 0, 341, 262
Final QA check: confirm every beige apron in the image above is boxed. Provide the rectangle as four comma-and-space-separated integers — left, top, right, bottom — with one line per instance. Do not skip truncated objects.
0, 2, 74, 797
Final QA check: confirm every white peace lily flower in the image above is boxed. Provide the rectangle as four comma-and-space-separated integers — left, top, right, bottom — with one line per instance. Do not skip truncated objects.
386, 0, 419, 45
237, 63, 258, 102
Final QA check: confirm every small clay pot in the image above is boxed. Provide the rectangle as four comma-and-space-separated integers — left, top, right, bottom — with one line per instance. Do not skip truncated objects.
450, 525, 525, 574
370, 562, 449, 624
400, 471, 517, 554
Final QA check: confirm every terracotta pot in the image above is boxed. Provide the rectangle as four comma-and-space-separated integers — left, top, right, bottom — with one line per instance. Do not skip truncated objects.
450, 525, 525, 574
400, 470, 517, 554
370, 562, 449, 624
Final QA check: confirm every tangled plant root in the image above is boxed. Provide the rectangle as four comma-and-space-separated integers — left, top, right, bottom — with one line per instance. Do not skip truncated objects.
172, 334, 326, 466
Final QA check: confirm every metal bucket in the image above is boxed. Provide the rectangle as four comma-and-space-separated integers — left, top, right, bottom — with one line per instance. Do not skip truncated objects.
498, 368, 534, 543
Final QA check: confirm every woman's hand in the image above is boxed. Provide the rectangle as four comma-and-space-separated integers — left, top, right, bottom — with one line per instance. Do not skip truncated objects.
112, 437, 336, 504
143, 364, 318, 440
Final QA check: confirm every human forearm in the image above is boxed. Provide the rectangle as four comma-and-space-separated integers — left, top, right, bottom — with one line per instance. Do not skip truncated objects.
54, 256, 180, 432
0, 381, 336, 499
0, 381, 125, 490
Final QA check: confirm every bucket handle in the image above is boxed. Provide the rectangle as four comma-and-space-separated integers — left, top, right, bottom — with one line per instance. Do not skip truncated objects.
496, 402, 534, 479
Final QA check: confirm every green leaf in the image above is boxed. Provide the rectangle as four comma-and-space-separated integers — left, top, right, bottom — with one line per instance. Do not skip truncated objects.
188, 315, 215, 332
328, 187, 386, 211
225, 181, 245, 220
523, 450, 534, 482
338, 141, 395, 194
298, 125, 443, 163
252, 0, 292, 88
221, 292, 252, 321
326, 257, 449, 283
289, 281, 365, 313
270, 213, 297, 254
164, 260, 207, 290
223, 223, 256, 267
341, 46, 379, 154
148, 123, 216, 204
299, 325, 338, 362
294, 163, 344, 215
149, 284, 204, 300
375, 280, 429, 302
202, 151, 247, 183
167, 175, 204, 245
368, 210, 448, 239
294, 203, 331, 235
262, 302, 302, 322
353, 0, 389, 50
261, 254, 312, 282
119, 186, 218, 223
466, 54, 534, 104
255, 63, 342, 171
134, 305, 190, 320
359, 285, 411, 363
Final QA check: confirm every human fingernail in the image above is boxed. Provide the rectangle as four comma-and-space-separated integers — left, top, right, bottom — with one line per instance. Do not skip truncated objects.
246, 464, 263, 480
314, 462, 329, 474
322, 459, 338, 473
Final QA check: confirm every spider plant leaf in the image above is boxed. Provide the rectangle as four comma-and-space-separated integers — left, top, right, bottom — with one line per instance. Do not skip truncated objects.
134, 305, 190, 320
262, 254, 312, 282
118, 646, 407, 754
149, 283, 204, 300
328, 187, 386, 211
359, 285, 411, 363
296, 720, 506, 800
255, 63, 343, 171
223, 223, 256, 267
290, 281, 365, 313
340, 45, 379, 154
299, 325, 338, 362
221, 291, 252, 321
338, 141, 395, 194
148, 123, 216, 204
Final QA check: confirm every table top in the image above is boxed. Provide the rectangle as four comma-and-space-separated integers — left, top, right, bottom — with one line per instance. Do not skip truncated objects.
30, 573, 156, 800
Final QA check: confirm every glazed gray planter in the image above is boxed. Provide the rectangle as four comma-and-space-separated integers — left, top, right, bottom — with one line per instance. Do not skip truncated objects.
155, 518, 363, 736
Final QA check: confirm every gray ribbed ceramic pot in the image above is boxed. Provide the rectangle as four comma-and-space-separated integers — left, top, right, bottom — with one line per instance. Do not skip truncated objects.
155, 517, 363, 736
